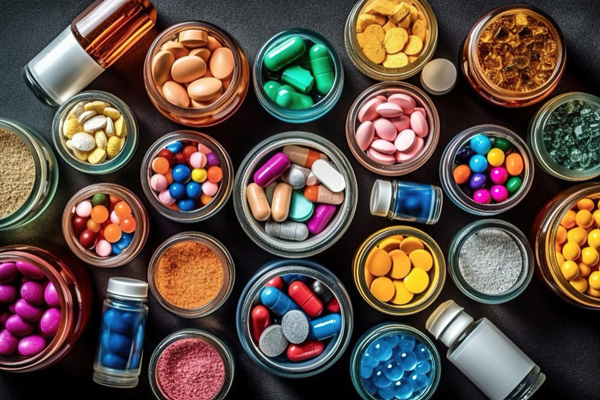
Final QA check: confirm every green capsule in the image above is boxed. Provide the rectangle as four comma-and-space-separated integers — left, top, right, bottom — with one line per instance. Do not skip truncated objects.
493, 137, 513, 152
263, 37, 306, 72
295, 50, 313, 71
281, 65, 314, 94
288, 190, 314, 222
506, 176, 523, 195
275, 87, 314, 110
92, 193, 109, 207
309, 44, 335, 95
264, 80, 282, 101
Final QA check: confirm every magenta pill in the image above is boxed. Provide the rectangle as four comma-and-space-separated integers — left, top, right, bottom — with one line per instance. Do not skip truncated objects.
206, 152, 219, 167
473, 189, 492, 204
253, 152, 290, 187
0, 329, 19, 355
0, 311, 9, 326
376, 102, 403, 118
490, 167, 509, 184
358, 97, 383, 122
373, 118, 397, 141
39, 308, 61, 337
0, 284, 17, 303
15, 299, 43, 322
5, 314, 35, 336
491, 185, 509, 202
44, 282, 61, 307
307, 204, 337, 235
16, 261, 45, 280
18, 335, 46, 357
0, 262, 18, 283
388, 93, 416, 114
355, 121, 375, 151
20, 281, 45, 306
150, 174, 168, 192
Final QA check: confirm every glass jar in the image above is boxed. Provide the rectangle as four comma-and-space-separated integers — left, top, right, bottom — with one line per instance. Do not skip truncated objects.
140, 131, 233, 223
533, 183, 600, 309
0, 118, 59, 231
350, 323, 441, 400
0, 245, 92, 372
439, 124, 534, 215
346, 82, 440, 176
528, 92, 600, 181
233, 131, 358, 258
148, 329, 234, 400
143, 21, 249, 127
253, 28, 344, 123
61, 183, 149, 268
51, 90, 138, 175
461, 5, 566, 108
236, 259, 353, 378
344, 0, 438, 81
147, 232, 235, 318
353, 226, 445, 316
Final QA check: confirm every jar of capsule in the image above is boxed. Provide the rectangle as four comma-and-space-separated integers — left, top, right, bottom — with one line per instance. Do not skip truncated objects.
346, 81, 440, 175
51, 90, 138, 174
253, 28, 344, 123
0, 118, 58, 231
528, 92, 600, 181
533, 183, 600, 309
233, 131, 358, 258
61, 183, 150, 268
344, 0, 438, 81
140, 131, 233, 222
353, 226, 445, 315
144, 21, 249, 127
461, 5, 566, 107
0, 245, 92, 372
149, 329, 234, 400
236, 259, 353, 378
439, 124, 534, 215
148, 232, 235, 318
350, 323, 441, 400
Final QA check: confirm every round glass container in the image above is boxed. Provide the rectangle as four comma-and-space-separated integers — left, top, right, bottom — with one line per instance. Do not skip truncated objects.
344, 0, 438, 81
51, 90, 138, 175
0, 245, 92, 372
353, 226, 445, 316
148, 329, 234, 400
253, 28, 344, 123
147, 232, 235, 318
140, 131, 233, 223
0, 118, 58, 231
528, 92, 600, 181
61, 183, 149, 268
439, 124, 534, 215
448, 219, 534, 304
233, 131, 358, 258
533, 183, 600, 309
346, 82, 440, 175
461, 5, 566, 108
350, 323, 441, 400
143, 21, 249, 127
236, 259, 353, 378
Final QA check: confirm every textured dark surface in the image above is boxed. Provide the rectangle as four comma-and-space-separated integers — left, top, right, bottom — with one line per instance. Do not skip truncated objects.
1, 0, 599, 399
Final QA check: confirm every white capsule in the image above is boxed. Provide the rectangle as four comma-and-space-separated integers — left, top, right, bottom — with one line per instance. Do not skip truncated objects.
311, 159, 346, 193
83, 115, 107, 132
77, 110, 97, 124
265, 220, 309, 241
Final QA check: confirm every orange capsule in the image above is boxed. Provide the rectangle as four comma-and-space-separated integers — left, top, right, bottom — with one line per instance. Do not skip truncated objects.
103, 224, 122, 243
453, 164, 471, 185
119, 216, 137, 234
86, 219, 101, 233
90, 205, 109, 224
506, 153, 524, 176
207, 166, 223, 183
114, 201, 132, 219
152, 157, 170, 174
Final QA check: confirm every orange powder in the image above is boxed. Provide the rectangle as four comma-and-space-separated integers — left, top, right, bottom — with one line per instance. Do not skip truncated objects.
155, 241, 224, 309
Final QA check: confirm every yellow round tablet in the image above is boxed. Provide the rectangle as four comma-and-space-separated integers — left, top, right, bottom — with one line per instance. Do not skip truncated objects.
370, 277, 396, 302
378, 237, 402, 252
366, 248, 392, 276
403, 268, 430, 294
400, 236, 424, 254
562, 242, 580, 261
365, 267, 374, 288
570, 276, 588, 293
560, 260, 579, 280
561, 209, 576, 229
567, 227, 587, 246
586, 286, 600, 298
391, 280, 414, 305
581, 247, 599, 266
589, 271, 600, 290
389, 250, 411, 279
575, 209, 593, 229
593, 210, 600, 227
409, 249, 433, 271
578, 262, 591, 278
556, 251, 565, 266
556, 225, 567, 245
577, 198, 594, 211
588, 229, 600, 248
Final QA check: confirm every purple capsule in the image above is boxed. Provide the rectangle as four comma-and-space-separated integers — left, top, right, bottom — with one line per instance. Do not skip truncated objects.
0, 329, 19, 355
20, 281, 45, 306
206, 152, 220, 167
253, 152, 291, 187
455, 146, 474, 164
0, 284, 17, 303
15, 299, 43, 322
307, 204, 336, 235
0, 263, 18, 283
16, 261, 45, 280
18, 335, 46, 357
469, 173, 487, 190
39, 308, 61, 336
44, 282, 61, 307
5, 314, 35, 336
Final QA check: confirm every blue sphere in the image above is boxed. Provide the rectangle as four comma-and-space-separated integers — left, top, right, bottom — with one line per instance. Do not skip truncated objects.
416, 360, 431, 374
368, 339, 393, 362
384, 334, 400, 349
469, 173, 487, 189
470, 134, 492, 154
393, 378, 414, 400
469, 154, 488, 173
383, 361, 404, 381
360, 365, 374, 379
186, 182, 203, 199
172, 164, 191, 183
409, 372, 430, 392
168, 183, 186, 200
378, 385, 396, 400
398, 350, 418, 371
372, 367, 393, 388
177, 198, 196, 212
399, 334, 416, 352
415, 343, 432, 361
455, 146, 474, 163
166, 141, 183, 153
361, 351, 380, 368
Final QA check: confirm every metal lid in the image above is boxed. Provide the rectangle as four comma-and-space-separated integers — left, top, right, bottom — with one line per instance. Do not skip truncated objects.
107, 277, 148, 301
370, 179, 392, 217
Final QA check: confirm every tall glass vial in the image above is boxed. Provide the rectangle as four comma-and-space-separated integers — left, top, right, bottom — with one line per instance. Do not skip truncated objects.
93, 277, 149, 388
426, 300, 545, 400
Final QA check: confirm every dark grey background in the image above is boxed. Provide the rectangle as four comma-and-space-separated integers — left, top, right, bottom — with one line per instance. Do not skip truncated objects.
1, 0, 599, 399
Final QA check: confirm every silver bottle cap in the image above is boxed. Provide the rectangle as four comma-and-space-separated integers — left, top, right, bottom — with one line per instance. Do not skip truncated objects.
107, 277, 148, 301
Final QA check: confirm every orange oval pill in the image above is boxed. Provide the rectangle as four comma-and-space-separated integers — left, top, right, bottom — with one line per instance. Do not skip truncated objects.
378, 237, 401, 252
207, 166, 223, 183
171, 56, 207, 83
114, 201, 132, 219
160, 41, 189, 59
152, 50, 175, 86
162, 81, 190, 107
189, 47, 211, 62
453, 164, 471, 185
91, 205, 109, 224
206, 36, 222, 52
164, 169, 174, 185
556, 225, 567, 244
369, 277, 396, 302
187, 77, 223, 102
575, 209, 594, 229
152, 157, 170, 174
366, 248, 392, 276
506, 153, 524, 176
577, 198, 595, 211
210, 47, 235, 80
200, 194, 213, 205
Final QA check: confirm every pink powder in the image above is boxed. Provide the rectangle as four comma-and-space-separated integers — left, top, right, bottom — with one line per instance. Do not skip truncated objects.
157, 338, 226, 400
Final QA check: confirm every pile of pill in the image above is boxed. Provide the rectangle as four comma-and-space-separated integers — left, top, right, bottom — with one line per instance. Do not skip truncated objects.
355, 92, 429, 165
97, 306, 144, 369
149, 140, 222, 211
360, 333, 435, 399
452, 134, 524, 204
262, 36, 335, 110
151, 29, 235, 108
365, 235, 434, 305
356, 1, 429, 68
61, 99, 127, 164
0, 261, 61, 357
251, 274, 341, 362
555, 198, 600, 298
246, 145, 345, 241
71, 193, 136, 257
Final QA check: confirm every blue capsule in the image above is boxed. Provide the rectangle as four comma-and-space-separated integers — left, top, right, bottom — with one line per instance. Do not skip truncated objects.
409, 372, 430, 392
360, 365, 373, 379
378, 385, 395, 400
260, 287, 299, 316
416, 360, 431, 374
186, 182, 203, 199
106, 332, 133, 358
393, 378, 414, 400
102, 352, 128, 369
168, 183, 186, 200
415, 343, 432, 361
399, 334, 416, 352
469, 154, 488, 173
172, 164, 191, 183
398, 351, 417, 371
361, 351, 380, 368
309, 313, 341, 340
177, 199, 196, 212
383, 361, 403, 381
372, 367, 393, 388
166, 141, 183, 153
383, 334, 400, 348
470, 134, 492, 154
368, 339, 393, 362
103, 309, 133, 336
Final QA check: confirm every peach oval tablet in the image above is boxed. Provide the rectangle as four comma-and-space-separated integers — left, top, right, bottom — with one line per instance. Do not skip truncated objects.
187, 77, 223, 101
410, 110, 429, 137
178, 29, 208, 48
358, 98, 383, 122
189, 47, 211, 62
206, 36, 222, 51
390, 115, 410, 131
367, 148, 396, 165
171, 56, 207, 83
152, 50, 175, 86
394, 129, 416, 151
366, 248, 392, 276
210, 47, 235, 80
160, 41, 189, 59
162, 81, 190, 107
356, 121, 375, 151
371, 139, 397, 154
373, 118, 397, 141
376, 102, 403, 118
388, 93, 416, 114
396, 137, 424, 163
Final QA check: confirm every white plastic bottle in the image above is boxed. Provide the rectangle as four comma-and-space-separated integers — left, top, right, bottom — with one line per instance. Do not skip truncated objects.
426, 300, 545, 400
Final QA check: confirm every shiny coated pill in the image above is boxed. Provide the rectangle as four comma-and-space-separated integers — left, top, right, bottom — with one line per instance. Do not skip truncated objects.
376, 102, 404, 118
371, 139, 397, 154
271, 182, 293, 222
356, 121, 375, 151
358, 98, 384, 122
187, 77, 223, 101
307, 204, 336, 235
394, 129, 416, 151
162, 81, 190, 107
152, 50, 175, 85
210, 47, 235, 79
373, 118, 397, 141
170, 56, 207, 83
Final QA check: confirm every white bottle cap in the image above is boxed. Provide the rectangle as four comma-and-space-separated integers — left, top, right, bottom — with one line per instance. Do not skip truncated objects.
107, 277, 148, 301
420, 59, 457, 96
370, 179, 392, 217
426, 300, 474, 347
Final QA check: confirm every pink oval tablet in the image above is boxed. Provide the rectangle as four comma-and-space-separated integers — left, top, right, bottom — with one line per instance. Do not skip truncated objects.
150, 174, 168, 192
358, 98, 383, 122
390, 115, 410, 132
410, 111, 429, 137
396, 137, 425, 163
388, 94, 416, 114
376, 95, 387, 102
367, 148, 397, 165
395, 129, 416, 152
376, 102, 403, 118
373, 118, 397, 141
158, 190, 176, 206
413, 107, 427, 118
356, 121, 375, 151
371, 139, 397, 154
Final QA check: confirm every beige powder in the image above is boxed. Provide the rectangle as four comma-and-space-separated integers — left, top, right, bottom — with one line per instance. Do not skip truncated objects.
0, 128, 36, 218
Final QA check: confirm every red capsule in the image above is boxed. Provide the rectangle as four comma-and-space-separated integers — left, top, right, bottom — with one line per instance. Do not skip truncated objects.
265, 276, 284, 290
288, 281, 323, 317
72, 215, 88, 236
287, 340, 325, 361
251, 305, 271, 343
326, 297, 340, 313
79, 229, 96, 249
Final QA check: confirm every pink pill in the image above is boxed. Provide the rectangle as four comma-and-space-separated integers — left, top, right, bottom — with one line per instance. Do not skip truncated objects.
376, 102, 403, 118
473, 189, 492, 204
39, 308, 61, 337
410, 110, 429, 137
110, 210, 120, 224
356, 121, 375, 151
189, 152, 207, 169
151, 174, 168, 192
390, 115, 410, 132
20, 281, 44, 306
0, 284, 17, 303
491, 185, 509, 202
5, 315, 34, 336
75, 201, 92, 218
367, 148, 396, 165
16, 261, 45, 280
371, 139, 397, 154
394, 129, 416, 152
490, 167, 508, 184
18, 335, 46, 357
202, 181, 219, 197
373, 118, 397, 141
15, 299, 43, 322
159, 190, 176, 206
44, 283, 60, 307
95, 240, 113, 257
198, 143, 212, 154
413, 107, 427, 117
388, 93, 416, 114
0, 262, 18, 284
358, 97, 383, 122
375, 95, 387, 102
0, 329, 19, 355
396, 137, 425, 163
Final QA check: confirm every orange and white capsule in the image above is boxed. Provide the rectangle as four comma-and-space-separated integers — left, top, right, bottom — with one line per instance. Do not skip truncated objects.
304, 185, 344, 205
246, 183, 270, 221
283, 145, 328, 168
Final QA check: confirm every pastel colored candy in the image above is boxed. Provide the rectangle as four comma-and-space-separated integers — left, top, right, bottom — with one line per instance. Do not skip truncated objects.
373, 118, 397, 141
358, 98, 383, 122
150, 174, 168, 192
396, 137, 425, 163
371, 139, 397, 154
388, 94, 415, 114
356, 121, 375, 151
410, 111, 428, 137
367, 148, 396, 165
376, 102, 403, 118
394, 129, 416, 152
390, 115, 410, 132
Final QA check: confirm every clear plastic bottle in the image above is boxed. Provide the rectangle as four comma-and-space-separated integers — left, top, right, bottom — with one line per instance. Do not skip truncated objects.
426, 300, 545, 400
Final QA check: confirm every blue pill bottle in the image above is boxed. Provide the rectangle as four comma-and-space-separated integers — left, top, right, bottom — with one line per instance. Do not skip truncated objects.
370, 179, 443, 225
93, 277, 148, 388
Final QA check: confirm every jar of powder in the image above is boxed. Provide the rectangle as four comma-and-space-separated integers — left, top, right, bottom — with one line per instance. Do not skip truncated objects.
148, 328, 234, 400
148, 232, 235, 318
0, 118, 59, 231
